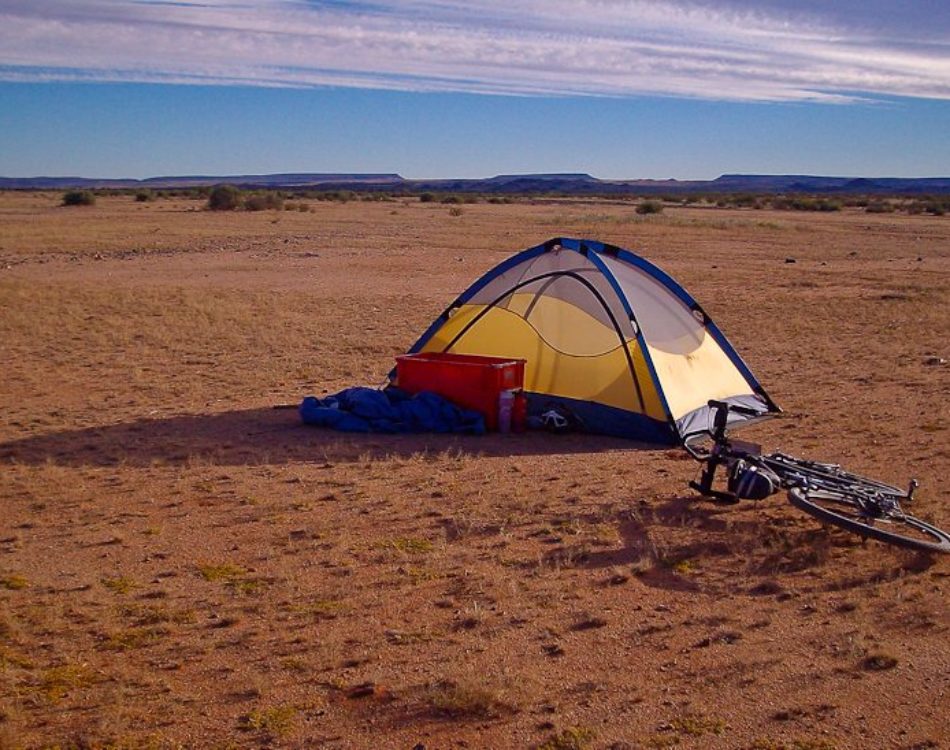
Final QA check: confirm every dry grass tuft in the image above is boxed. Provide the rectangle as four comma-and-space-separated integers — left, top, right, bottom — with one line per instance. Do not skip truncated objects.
37, 663, 99, 703
0, 574, 29, 591
748, 739, 839, 750
241, 704, 298, 737
425, 680, 517, 719
669, 713, 727, 736
102, 576, 138, 594
538, 726, 596, 750
197, 563, 246, 581
389, 537, 436, 554
101, 626, 168, 651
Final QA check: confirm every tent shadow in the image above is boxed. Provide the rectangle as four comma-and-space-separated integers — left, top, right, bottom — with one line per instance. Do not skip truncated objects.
0, 407, 648, 469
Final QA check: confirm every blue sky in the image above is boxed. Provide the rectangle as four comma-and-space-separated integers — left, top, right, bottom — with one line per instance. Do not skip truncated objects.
1, 0, 948, 179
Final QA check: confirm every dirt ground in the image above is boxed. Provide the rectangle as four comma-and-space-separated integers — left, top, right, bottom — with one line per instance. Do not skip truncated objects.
0, 192, 947, 750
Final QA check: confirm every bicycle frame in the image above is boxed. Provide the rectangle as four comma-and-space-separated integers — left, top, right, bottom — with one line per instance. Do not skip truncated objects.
683, 400, 948, 553
685, 399, 763, 503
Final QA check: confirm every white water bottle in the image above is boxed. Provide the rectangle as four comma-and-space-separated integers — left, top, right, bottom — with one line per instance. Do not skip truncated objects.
497, 389, 515, 433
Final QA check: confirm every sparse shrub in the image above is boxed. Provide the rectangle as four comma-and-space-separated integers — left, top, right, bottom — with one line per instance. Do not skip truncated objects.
911, 198, 948, 216
865, 201, 894, 214
448, 206, 464, 217
783, 196, 841, 212
791, 197, 815, 210
207, 184, 243, 211
62, 190, 96, 207
636, 200, 664, 215
731, 193, 759, 208
135, 189, 155, 202
419, 192, 436, 203
244, 191, 283, 211
771, 196, 791, 210
441, 194, 464, 204
318, 190, 354, 203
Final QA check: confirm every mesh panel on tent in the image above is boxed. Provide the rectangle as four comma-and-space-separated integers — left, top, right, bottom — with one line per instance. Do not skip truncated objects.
466, 249, 636, 342
599, 254, 757, 421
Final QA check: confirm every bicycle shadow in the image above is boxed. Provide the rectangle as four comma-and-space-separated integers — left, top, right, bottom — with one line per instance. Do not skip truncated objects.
572, 494, 939, 595
0, 406, 644, 469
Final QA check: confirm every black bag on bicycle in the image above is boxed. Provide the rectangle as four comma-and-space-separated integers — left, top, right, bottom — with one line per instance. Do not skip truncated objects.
728, 460, 780, 500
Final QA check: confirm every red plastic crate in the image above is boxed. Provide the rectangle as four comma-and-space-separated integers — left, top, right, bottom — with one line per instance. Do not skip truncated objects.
395, 352, 525, 431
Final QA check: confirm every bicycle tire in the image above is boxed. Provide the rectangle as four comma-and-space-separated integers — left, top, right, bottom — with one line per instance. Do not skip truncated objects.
788, 487, 950, 554
763, 454, 905, 497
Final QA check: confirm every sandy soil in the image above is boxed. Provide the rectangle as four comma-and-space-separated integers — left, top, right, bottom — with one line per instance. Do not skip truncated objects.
0, 193, 947, 750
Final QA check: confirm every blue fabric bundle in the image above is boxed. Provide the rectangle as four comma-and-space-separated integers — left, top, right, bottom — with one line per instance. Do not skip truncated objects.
299, 387, 486, 435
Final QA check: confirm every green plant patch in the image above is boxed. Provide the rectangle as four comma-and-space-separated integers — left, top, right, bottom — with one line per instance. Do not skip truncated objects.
197, 563, 246, 582
0, 574, 29, 590
241, 705, 297, 736
102, 576, 138, 594
390, 538, 435, 554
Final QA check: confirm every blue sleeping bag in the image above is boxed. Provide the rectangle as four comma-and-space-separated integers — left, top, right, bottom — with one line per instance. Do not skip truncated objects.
299, 387, 486, 435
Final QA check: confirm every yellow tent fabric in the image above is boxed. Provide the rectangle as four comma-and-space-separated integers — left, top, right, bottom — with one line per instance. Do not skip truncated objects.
422, 298, 667, 421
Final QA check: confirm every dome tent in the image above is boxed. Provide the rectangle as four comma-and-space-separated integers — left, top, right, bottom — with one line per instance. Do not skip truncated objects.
395, 238, 779, 444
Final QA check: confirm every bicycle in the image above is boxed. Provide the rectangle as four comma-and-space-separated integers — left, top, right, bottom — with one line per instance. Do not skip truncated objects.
683, 400, 950, 554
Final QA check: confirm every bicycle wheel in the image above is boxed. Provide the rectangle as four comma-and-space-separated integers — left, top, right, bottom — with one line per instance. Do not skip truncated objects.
764, 454, 905, 497
788, 487, 950, 554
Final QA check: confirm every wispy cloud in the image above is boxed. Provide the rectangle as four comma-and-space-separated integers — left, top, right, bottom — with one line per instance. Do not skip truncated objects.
1, 0, 948, 101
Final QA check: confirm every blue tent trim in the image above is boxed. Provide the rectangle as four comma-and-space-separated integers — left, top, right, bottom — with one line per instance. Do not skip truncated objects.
582, 246, 675, 427
527, 393, 677, 444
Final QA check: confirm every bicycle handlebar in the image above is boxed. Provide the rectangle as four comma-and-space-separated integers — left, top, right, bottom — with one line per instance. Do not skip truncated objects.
706, 399, 761, 418
682, 400, 764, 461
